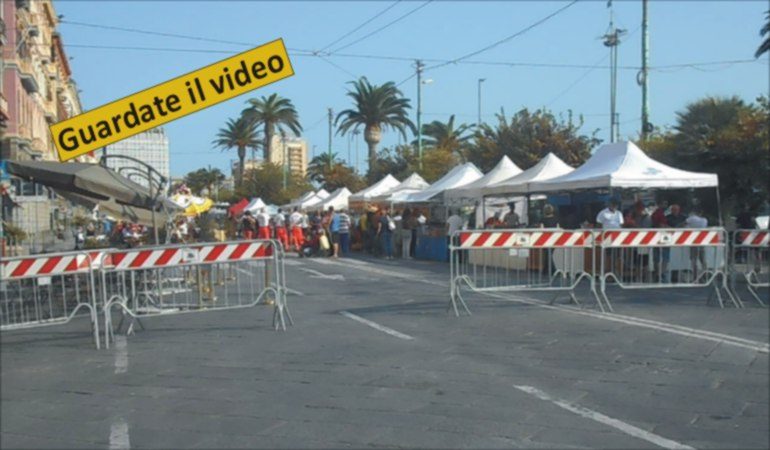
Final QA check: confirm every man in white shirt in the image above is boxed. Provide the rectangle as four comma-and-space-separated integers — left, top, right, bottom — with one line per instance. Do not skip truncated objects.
446, 210, 465, 237
596, 200, 623, 229
273, 208, 289, 249
289, 207, 303, 251
257, 208, 272, 240
686, 206, 708, 280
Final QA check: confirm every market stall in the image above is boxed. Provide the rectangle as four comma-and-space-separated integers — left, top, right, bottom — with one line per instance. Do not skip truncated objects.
314, 187, 352, 211
370, 173, 430, 206
348, 174, 400, 211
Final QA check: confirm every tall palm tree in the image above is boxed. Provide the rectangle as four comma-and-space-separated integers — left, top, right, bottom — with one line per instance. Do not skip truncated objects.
212, 117, 260, 189
415, 115, 474, 161
242, 93, 302, 162
307, 152, 340, 185
757, 10, 770, 58
335, 77, 415, 170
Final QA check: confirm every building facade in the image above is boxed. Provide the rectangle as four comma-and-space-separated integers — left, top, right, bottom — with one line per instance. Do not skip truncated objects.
103, 127, 170, 188
231, 136, 309, 179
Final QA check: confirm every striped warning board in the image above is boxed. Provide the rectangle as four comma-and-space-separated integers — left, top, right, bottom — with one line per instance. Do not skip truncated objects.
457, 230, 594, 249
599, 229, 722, 247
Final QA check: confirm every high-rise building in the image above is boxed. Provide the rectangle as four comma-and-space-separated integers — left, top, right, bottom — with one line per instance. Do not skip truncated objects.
103, 128, 170, 187
268, 135, 309, 177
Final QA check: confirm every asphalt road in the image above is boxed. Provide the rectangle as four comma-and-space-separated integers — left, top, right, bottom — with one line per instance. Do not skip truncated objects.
1, 253, 768, 449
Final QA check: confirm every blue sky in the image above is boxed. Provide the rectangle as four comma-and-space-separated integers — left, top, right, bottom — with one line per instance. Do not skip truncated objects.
56, 1, 768, 177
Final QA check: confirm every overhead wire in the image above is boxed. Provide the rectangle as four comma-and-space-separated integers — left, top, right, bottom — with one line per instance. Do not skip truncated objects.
318, 1, 402, 53
328, 0, 434, 54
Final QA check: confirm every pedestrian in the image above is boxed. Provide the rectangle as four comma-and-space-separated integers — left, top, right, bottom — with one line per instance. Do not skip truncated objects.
377, 208, 395, 259
289, 207, 304, 252
666, 204, 686, 228
596, 200, 624, 275
338, 208, 352, 256
74, 226, 85, 250
400, 208, 413, 259
686, 206, 708, 281
504, 202, 520, 228
256, 207, 271, 240
273, 208, 289, 249
328, 206, 340, 257
241, 211, 256, 239
541, 204, 559, 228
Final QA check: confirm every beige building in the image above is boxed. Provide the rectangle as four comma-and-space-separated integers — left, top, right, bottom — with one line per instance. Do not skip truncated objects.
231, 136, 309, 179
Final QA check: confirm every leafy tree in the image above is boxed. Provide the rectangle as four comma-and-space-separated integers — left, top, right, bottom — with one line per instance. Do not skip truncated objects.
414, 115, 474, 161
183, 168, 225, 196
420, 147, 458, 183
212, 117, 260, 189
757, 10, 770, 58
648, 96, 770, 216
468, 108, 598, 172
367, 145, 412, 183
308, 152, 366, 193
242, 93, 302, 161
239, 163, 312, 205
335, 77, 416, 171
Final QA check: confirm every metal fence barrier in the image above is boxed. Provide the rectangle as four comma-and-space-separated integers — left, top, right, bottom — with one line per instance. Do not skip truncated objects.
449, 229, 603, 315
730, 230, 769, 306
100, 239, 291, 348
1, 250, 101, 349
598, 227, 740, 310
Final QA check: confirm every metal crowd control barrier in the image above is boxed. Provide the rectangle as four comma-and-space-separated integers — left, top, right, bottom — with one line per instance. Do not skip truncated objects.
598, 227, 739, 309
0, 251, 101, 349
449, 228, 602, 315
100, 239, 291, 348
730, 230, 769, 306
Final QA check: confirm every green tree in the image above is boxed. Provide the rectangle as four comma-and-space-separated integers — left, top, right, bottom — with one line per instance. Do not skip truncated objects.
468, 108, 598, 172
757, 10, 770, 58
650, 96, 770, 216
414, 115, 474, 161
242, 93, 302, 162
335, 77, 416, 171
213, 117, 260, 189
308, 152, 366, 192
239, 163, 312, 205
183, 167, 225, 196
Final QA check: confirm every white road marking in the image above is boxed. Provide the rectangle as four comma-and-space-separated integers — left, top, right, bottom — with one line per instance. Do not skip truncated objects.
513, 385, 694, 450
287, 288, 305, 296
312, 257, 769, 354
114, 336, 128, 374
340, 311, 414, 340
484, 292, 769, 354
299, 267, 345, 281
109, 418, 130, 450
283, 259, 302, 266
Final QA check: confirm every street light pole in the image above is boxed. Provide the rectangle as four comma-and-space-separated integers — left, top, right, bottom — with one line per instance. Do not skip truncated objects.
327, 108, 333, 169
416, 60, 424, 170
477, 78, 486, 126
281, 131, 288, 190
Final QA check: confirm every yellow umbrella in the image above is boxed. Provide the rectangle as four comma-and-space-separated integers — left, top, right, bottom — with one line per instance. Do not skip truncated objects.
171, 194, 214, 217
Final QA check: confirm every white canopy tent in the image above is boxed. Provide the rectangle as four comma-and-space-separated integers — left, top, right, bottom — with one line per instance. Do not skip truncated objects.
349, 174, 401, 202
483, 153, 575, 196
405, 162, 483, 203
371, 173, 430, 204
244, 197, 267, 213
528, 141, 718, 192
316, 189, 330, 199
445, 156, 522, 201
314, 187, 352, 211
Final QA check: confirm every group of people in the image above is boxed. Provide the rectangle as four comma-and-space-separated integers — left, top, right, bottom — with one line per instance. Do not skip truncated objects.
358, 207, 427, 260
237, 206, 353, 258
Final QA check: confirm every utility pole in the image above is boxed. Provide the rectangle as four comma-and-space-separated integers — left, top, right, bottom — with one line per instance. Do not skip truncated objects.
353, 130, 361, 174
281, 131, 288, 190
327, 108, 333, 169
477, 78, 486, 126
416, 60, 424, 170
638, 0, 651, 140
603, 1, 626, 143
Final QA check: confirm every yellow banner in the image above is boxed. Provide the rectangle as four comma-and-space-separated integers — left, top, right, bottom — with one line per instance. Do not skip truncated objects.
51, 39, 294, 162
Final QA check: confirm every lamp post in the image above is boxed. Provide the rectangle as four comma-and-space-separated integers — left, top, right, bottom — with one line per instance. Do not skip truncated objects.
353, 130, 361, 174
281, 130, 288, 190
416, 59, 433, 171
477, 78, 486, 126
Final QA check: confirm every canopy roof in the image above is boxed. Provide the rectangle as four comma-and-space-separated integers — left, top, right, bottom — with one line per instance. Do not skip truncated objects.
483, 153, 575, 196
405, 162, 483, 203
349, 174, 400, 201
314, 187, 352, 211
244, 197, 266, 213
371, 173, 430, 203
316, 189, 330, 199
7, 160, 156, 208
528, 141, 718, 192
444, 156, 522, 200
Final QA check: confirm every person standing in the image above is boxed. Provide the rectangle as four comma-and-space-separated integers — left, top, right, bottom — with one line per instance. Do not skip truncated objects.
257, 208, 271, 240
273, 208, 289, 249
241, 211, 256, 239
377, 209, 395, 259
541, 204, 559, 228
596, 200, 624, 275
328, 206, 341, 257
504, 202, 520, 228
338, 209, 352, 256
400, 208, 413, 259
685, 206, 708, 282
289, 207, 304, 252
666, 204, 686, 228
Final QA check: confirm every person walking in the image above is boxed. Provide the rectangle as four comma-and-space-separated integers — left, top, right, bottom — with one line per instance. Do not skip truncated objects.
273, 208, 289, 249
328, 206, 341, 257
377, 208, 395, 259
400, 208, 413, 259
338, 209, 352, 256
289, 207, 303, 252
686, 206, 708, 282
256, 207, 271, 240
596, 200, 624, 276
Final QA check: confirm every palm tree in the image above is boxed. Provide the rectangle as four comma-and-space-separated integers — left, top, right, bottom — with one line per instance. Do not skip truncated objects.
335, 77, 415, 170
415, 115, 474, 161
242, 93, 302, 162
757, 10, 770, 58
212, 117, 260, 189
307, 152, 340, 185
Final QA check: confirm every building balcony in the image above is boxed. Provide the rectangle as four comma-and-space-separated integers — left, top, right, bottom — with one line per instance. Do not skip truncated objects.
0, 93, 9, 124
17, 59, 40, 94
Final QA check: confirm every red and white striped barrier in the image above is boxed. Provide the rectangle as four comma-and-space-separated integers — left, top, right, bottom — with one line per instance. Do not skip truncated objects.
734, 230, 769, 247
1, 253, 92, 280
457, 230, 594, 249
599, 229, 722, 247
106, 241, 273, 270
